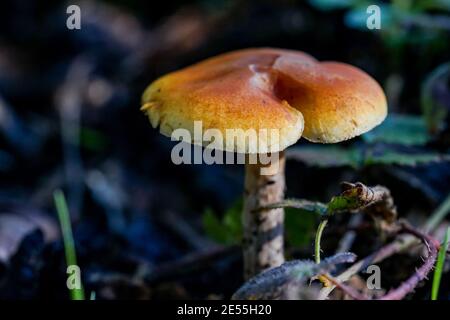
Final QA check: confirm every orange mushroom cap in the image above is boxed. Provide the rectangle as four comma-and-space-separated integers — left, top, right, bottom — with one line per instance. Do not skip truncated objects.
141, 48, 387, 152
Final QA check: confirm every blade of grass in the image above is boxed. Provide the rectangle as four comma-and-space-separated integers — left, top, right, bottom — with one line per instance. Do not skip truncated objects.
431, 227, 449, 300
53, 189, 85, 300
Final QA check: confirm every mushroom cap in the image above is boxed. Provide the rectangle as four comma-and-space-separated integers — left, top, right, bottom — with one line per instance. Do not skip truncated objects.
141, 48, 387, 152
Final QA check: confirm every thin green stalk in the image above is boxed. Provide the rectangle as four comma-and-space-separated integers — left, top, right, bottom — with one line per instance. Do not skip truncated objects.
53, 190, 85, 300
431, 227, 449, 300
315, 219, 328, 264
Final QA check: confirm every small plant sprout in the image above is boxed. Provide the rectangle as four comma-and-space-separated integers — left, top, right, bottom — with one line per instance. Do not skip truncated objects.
54, 190, 85, 300
141, 48, 386, 279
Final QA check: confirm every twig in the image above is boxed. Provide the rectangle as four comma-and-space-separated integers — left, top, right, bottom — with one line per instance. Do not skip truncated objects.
323, 222, 439, 300
320, 192, 450, 299
325, 275, 368, 300
378, 223, 439, 300
319, 234, 415, 299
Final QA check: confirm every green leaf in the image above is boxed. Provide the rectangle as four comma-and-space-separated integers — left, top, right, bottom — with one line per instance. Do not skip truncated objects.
202, 208, 230, 244
327, 193, 362, 213
431, 227, 449, 300
202, 200, 243, 245
285, 208, 318, 247
288, 144, 450, 169
326, 182, 390, 214
222, 199, 243, 243
362, 114, 431, 146
364, 150, 450, 166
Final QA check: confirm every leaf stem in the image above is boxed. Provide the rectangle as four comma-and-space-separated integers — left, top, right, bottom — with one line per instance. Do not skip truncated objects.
315, 219, 328, 264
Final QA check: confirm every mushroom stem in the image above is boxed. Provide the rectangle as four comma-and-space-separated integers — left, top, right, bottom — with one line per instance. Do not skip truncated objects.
243, 151, 285, 279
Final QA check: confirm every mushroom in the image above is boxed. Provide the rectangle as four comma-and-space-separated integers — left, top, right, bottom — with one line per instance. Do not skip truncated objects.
141, 48, 387, 279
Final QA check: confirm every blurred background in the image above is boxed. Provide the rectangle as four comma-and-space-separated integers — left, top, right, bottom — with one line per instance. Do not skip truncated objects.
0, 0, 449, 300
